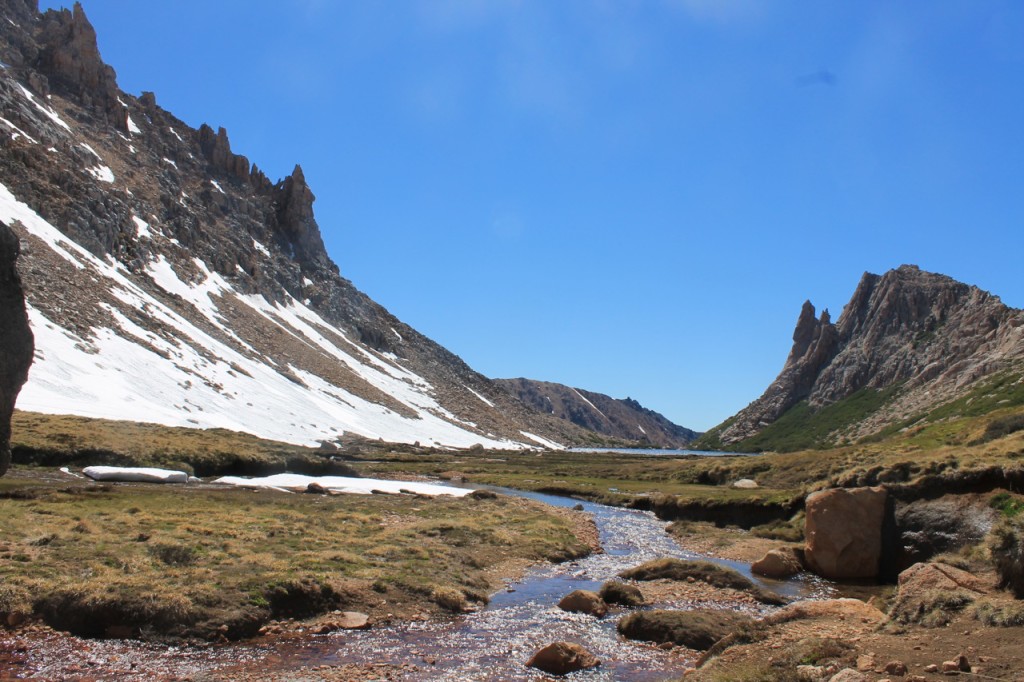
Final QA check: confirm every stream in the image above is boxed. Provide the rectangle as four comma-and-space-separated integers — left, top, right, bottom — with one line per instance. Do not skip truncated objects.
1, 486, 834, 681
228, 487, 833, 681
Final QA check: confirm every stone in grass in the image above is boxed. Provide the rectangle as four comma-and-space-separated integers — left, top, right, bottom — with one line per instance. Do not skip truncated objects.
598, 580, 644, 607
617, 609, 756, 651
526, 641, 600, 675
557, 590, 607, 618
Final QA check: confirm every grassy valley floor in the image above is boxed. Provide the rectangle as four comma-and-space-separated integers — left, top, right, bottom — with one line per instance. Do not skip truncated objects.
0, 466, 594, 643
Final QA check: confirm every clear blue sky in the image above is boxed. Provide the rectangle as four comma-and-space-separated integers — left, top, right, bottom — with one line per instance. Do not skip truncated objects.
44, 1, 1024, 431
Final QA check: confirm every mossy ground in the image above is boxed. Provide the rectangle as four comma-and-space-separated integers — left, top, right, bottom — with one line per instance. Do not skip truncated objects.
0, 468, 590, 641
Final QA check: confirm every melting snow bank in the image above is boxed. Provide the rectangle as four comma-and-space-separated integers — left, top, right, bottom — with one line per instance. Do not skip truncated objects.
212, 473, 474, 497
83, 466, 191, 484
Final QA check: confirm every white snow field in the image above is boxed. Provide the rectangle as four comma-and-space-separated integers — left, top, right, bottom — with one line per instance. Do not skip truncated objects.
0, 180, 530, 450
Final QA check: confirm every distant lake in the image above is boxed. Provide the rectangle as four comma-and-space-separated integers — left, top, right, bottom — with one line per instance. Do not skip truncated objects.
567, 447, 758, 457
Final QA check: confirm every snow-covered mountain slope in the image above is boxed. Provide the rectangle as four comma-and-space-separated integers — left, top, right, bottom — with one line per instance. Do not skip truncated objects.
0, 1, 583, 450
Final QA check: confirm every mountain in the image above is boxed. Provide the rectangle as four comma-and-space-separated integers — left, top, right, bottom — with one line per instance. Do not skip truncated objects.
699, 265, 1024, 452
0, 1, 604, 450
495, 378, 700, 448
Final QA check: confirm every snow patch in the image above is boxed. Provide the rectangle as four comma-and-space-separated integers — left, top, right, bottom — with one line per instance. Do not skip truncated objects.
465, 385, 495, 408
86, 164, 115, 183
519, 431, 564, 450
252, 239, 270, 257
162, 157, 178, 168
84, 466, 189, 484
127, 115, 141, 135
571, 387, 607, 419
213, 473, 473, 497
169, 127, 185, 143
16, 83, 70, 131
132, 215, 152, 238
0, 117, 37, 143
210, 180, 226, 195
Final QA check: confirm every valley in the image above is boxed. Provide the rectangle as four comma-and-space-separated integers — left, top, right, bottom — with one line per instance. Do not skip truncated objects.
1, 2, 1024, 681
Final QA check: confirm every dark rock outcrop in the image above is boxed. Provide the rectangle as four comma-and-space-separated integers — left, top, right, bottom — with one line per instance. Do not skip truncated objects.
0, 221, 34, 477
34, 2, 123, 128
713, 265, 1024, 446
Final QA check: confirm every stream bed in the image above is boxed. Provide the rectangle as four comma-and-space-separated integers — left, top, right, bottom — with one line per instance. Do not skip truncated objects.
226, 487, 833, 681
1, 487, 833, 681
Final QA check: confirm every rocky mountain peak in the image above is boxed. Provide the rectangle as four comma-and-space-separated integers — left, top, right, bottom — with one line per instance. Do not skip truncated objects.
714, 265, 1024, 446
274, 163, 332, 272
34, 2, 122, 128
197, 124, 250, 182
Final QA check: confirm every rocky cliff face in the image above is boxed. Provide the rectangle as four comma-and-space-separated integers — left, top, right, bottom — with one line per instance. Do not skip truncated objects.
496, 378, 700, 448
0, 220, 33, 476
0, 1, 595, 450
715, 265, 1024, 446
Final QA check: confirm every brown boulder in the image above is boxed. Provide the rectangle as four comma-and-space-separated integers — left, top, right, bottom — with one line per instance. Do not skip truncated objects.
888, 562, 988, 627
804, 487, 887, 579
897, 562, 988, 594
751, 547, 804, 579
0, 222, 34, 478
557, 590, 608, 618
526, 641, 599, 675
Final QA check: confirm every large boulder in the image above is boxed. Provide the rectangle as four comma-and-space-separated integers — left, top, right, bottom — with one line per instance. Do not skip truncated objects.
526, 641, 600, 675
0, 222, 34, 478
804, 487, 887, 579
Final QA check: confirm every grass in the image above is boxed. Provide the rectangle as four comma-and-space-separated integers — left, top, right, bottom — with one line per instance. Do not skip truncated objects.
694, 386, 901, 453
731, 386, 903, 453
0, 473, 590, 640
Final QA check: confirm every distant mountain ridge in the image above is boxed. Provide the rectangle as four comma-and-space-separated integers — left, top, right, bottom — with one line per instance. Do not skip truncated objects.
0, 1, 631, 450
699, 265, 1024, 451
495, 378, 700, 448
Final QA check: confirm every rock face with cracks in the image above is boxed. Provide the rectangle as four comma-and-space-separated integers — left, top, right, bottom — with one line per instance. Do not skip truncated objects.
804, 487, 887, 579
0, 221, 33, 477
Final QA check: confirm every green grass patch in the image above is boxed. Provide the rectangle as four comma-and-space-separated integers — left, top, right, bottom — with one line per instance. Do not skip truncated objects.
990, 492, 1024, 518
0, 474, 590, 640
732, 385, 901, 453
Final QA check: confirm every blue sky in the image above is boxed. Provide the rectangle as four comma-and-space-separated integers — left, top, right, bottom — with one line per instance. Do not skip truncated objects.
45, 1, 1024, 431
